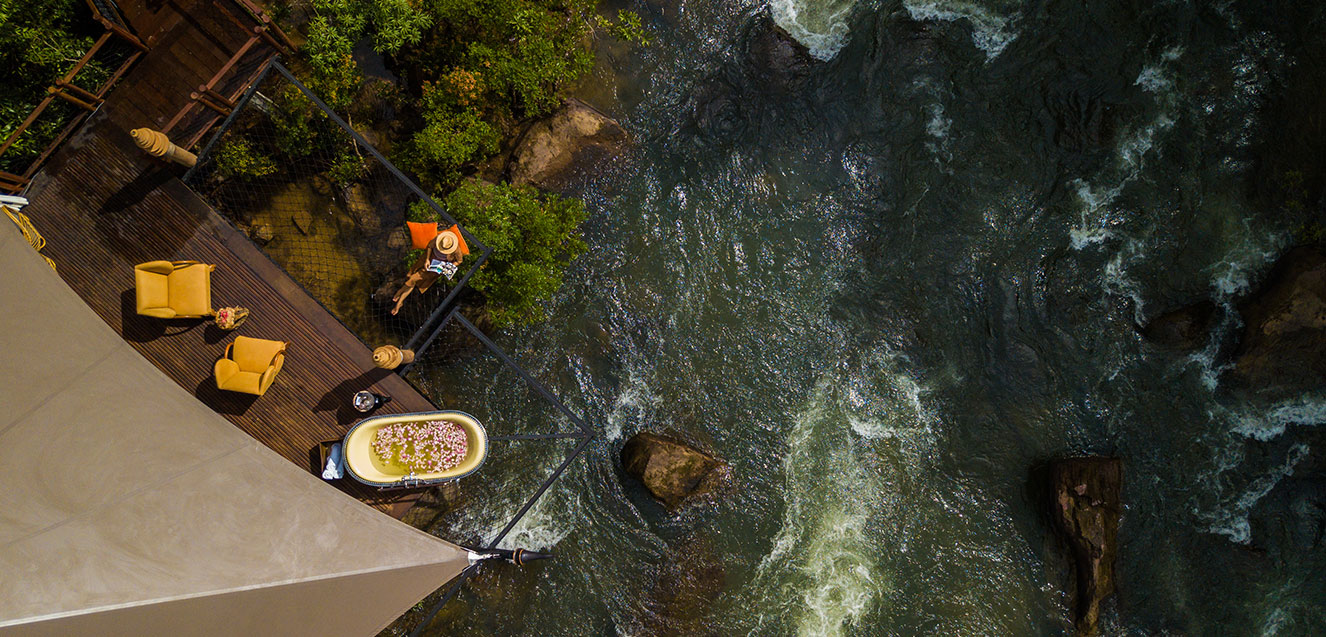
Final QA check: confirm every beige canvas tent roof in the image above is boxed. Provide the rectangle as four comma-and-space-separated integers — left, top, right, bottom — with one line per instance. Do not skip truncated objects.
0, 218, 468, 636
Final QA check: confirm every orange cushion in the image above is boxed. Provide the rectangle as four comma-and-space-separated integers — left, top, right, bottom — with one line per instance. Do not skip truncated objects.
407, 222, 440, 250
440, 224, 470, 257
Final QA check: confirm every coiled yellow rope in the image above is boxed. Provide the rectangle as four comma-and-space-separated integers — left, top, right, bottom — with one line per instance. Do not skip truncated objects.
3, 205, 57, 272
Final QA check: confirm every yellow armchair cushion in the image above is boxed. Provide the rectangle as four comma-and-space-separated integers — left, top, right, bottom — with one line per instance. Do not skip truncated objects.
219, 371, 264, 395
134, 269, 170, 314
233, 336, 287, 370
214, 358, 240, 387
133, 260, 215, 319
136, 260, 177, 276
167, 264, 214, 317
216, 337, 288, 396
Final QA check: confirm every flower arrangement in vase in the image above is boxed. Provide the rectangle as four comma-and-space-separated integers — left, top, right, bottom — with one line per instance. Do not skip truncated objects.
214, 306, 250, 330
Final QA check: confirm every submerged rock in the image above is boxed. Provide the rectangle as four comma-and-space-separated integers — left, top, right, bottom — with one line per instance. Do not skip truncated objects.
640, 533, 726, 635
506, 98, 627, 190
744, 12, 819, 93
621, 432, 727, 509
291, 209, 314, 235
1228, 245, 1326, 398
1138, 300, 1219, 350
342, 183, 381, 231
249, 222, 275, 246
1049, 457, 1122, 637
385, 226, 410, 250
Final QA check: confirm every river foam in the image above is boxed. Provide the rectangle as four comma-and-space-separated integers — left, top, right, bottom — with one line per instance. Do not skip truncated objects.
903, 0, 1020, 60
747, 347, 939, 634
755, 378, 887, 636
770, 0, 858, 61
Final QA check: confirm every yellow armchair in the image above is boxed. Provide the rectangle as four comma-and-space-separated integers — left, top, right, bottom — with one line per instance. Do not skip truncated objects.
215, 336, 288, 396
134, 260, 215, 319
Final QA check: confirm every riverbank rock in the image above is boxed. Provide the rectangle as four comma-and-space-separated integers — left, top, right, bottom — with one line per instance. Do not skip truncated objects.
1227, 245, 1326, 399
506, 98, 627, 190
1050, 457, 1122, 637
621, 432, 727, 509
1138, 300, 1219, 350
744, 12, 819, 93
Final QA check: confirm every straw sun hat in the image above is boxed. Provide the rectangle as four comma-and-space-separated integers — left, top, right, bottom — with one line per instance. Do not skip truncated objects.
433, 231, 459, 255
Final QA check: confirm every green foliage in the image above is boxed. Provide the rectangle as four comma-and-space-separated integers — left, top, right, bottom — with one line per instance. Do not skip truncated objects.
597, 9, 651, 45
303, 5, 363, 109
0, 0, 104, 173
213, 138, 279, 180
439, 180, 586, 326
423, 0, 597, 118
404, 80, 500, 186
328, 146, 369, 184
369, 0, 434, 54
302, 0, 434, 108
269, 86, 322, 157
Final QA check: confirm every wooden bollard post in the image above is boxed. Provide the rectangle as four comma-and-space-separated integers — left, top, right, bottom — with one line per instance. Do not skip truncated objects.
130, 128, 197, 168
372, 345, 416, 370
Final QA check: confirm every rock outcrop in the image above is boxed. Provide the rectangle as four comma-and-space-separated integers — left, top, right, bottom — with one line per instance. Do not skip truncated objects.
621, 432, 727, 509
744, 13, 819, 93
1138, 300, 1218, 350
1228, 245, 1326, 399
1050, 457, 1122, 636
506, 98, 627, 190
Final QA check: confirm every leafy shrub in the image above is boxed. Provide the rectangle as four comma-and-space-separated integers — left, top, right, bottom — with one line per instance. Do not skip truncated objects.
598, 9, 651, 45
213, 138, 278, 180
423, 0, 596, 118
369, 0, 434, 54
410, 180, 586, 325
0, 0, 107, 173
303, 6, 362, 109
328, 146, 369, 184
405, 99, 500, 187
269, 86, 321, 157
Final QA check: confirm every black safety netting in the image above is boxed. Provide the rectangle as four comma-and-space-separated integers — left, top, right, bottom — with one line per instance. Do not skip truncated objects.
185, 62, 594, 635
185, 61, 485, 351
392, 310, 595, 636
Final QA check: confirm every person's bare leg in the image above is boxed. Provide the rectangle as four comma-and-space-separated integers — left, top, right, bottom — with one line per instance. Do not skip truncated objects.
391, 286, 414, 315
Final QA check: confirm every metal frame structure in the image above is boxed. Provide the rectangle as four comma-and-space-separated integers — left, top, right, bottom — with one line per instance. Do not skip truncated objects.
187, 58, 596, 633
405, 308, 596, 637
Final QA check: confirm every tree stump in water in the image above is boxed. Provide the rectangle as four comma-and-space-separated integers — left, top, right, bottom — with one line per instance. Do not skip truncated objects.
1050, 457, 1122, 636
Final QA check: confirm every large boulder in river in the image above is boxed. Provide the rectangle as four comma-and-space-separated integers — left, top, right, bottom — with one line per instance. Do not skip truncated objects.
1227, 245, 1326, 398
506, 98, 627, 190
1050, 457, 1122, 637
621, 432, 727, 509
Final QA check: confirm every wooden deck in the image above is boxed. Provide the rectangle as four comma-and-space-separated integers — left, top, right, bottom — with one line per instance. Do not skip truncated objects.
18, 0, 434, 517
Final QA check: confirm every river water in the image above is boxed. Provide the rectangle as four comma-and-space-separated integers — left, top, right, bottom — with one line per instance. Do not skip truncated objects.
417, 0, 1325, 634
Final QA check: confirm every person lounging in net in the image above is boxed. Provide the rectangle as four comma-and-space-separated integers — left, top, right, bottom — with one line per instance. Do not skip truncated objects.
391, 225, 467, 316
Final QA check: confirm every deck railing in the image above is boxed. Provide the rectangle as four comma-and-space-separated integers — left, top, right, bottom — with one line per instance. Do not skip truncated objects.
160, 0, 293, 150
0, 0, 292, 195
0, 0, 147, 194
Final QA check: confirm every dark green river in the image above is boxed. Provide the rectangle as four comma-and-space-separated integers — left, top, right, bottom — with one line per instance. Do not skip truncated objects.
414, 0, 1326, 634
